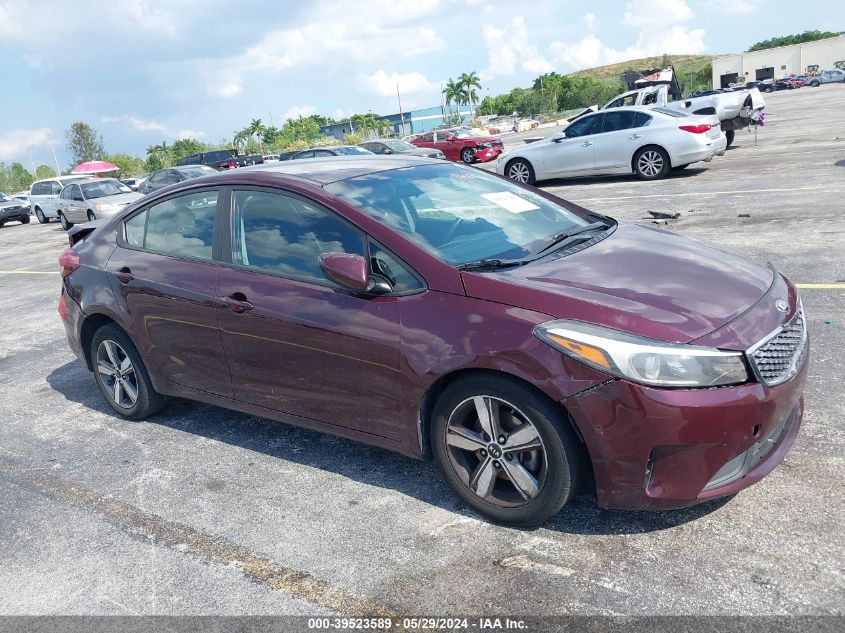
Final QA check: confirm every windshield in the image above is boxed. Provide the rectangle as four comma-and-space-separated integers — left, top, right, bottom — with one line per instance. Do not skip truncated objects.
0, 193, 11, 202
335, 146, 373, 155
81, 180, 132, 199
325, 163, 599, 265
450, 129, 474, 138
384, 140, 417, 151
180, 166, 216, 178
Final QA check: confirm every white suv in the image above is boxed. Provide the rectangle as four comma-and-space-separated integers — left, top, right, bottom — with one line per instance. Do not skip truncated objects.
30, 176, 91, 224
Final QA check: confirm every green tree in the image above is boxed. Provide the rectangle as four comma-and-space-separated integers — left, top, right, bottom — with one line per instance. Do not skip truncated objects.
0, 162, 34, 192
169, 138, 210, 162
35, 165, 56, 180
748, 30, 838, 52
443, 78, 465, 118
65, 121, 105, 166
103, 152, 146, 177
145, 142, 170, 172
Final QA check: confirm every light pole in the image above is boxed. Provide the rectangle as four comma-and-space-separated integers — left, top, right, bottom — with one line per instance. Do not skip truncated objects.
46, 133, 61, 175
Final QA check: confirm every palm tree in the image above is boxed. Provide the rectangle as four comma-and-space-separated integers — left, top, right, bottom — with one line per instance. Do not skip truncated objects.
247, 118, 266, 151
443, 78, 464, 118
458, 71, 482, 118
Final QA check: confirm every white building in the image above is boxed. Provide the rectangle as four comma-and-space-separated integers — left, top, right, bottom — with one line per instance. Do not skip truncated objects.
712, 35, 845, 87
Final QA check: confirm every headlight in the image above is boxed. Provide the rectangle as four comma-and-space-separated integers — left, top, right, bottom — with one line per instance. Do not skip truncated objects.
534, 320, 748, 388
476, 142, 490, 149
95, 203, 121, 213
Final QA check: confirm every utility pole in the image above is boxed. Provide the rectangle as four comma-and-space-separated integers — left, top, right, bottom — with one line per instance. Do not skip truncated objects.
46, 133, 61, 175
27, 149, 37, 175
397, 82, 406, 138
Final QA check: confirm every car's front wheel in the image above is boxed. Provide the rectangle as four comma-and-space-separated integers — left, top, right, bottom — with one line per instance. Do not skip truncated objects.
20, 214, 30, 224
810, 80, 819, 87
633, 146, 670, 180
91, 324, 165, 420
87, 210, 96, 221
724, 130, 735, 147
431, 374, 584, 526
505, 158, 536, 186
461, 148, 476, 164
58, 212, 73, 230
35, 207, 47, 224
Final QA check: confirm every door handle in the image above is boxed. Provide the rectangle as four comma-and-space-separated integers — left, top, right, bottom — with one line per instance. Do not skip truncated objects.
629, 134, 642, 140
220, 293, 254, 314
580, 142, 592, 147
115, 267, 134, 284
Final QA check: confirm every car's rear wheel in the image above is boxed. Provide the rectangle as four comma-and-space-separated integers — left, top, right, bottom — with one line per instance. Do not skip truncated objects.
87, 210, 96, 221
58, 212, 73, 230
461, 148, 476, 164
724, 130, 735, 147
765, 86, 773, 92
20, 214, 30, 224
505, 158, 536, 186
91, 324, 165, 420
35, 207, 47, 224
431, 374, 584, 526
633, 146, 670, 180
810, 80, 819, 87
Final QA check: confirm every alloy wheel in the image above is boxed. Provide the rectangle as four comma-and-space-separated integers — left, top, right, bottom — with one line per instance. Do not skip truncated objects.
444, 395, 547, 507
508, 161, 531, 183
461, 148, 475, 164
637, 150, 664, 177
96, 339, 139, 409
35, 208, 45, 223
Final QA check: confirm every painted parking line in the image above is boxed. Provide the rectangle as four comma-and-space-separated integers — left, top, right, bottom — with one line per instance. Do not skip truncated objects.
795, 283, 845, 289
0, 270, 57, 274
575, 186, 845, 202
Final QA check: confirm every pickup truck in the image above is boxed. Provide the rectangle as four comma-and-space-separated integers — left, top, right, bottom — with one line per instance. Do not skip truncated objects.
601, 67, 765, 147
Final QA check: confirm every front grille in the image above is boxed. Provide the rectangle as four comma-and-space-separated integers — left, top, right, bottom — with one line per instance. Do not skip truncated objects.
748, 305, 806, 386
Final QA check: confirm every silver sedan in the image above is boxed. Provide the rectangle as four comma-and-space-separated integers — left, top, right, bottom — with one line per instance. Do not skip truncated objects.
56, 178, 142, 229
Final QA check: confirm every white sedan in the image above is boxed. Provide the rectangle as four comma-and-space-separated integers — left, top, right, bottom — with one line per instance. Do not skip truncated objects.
496, 106, 726, 185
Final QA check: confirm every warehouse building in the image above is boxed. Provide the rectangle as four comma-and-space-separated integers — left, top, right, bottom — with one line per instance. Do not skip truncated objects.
320, 106, 473, 140
712, 34, 845, 88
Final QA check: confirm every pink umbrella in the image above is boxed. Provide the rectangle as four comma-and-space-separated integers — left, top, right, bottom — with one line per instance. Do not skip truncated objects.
70, 160, 120, 175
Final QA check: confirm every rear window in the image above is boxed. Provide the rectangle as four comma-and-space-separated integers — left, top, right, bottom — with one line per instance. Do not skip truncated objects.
652, 107, 689, 118
204, 150, 234, 163
179, 166, 216, 178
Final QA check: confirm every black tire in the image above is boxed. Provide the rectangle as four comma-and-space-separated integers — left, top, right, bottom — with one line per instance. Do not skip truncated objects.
20, 214, 30, 224
504, 158, 536, 186
633, 146, 671, 180
810, 81, 819, 87
765, 86, 773, 93
35, 207, 47, 224
58, 212, 73, 230
461, 148, 476, 164
725, 129, 735, 148
431, 373, 584, 526
0, 221, 4, 228
91, 323, 165, 420
87, 210, 96, 221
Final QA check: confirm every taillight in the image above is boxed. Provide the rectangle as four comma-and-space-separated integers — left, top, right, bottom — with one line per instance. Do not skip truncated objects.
59, 247, 80, 278
679, 124, 711, 134
228, 160, 236, 168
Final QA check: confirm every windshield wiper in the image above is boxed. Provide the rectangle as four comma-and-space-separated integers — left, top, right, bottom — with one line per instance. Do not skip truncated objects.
532, 221, 610, 256
457, 258, 527, 271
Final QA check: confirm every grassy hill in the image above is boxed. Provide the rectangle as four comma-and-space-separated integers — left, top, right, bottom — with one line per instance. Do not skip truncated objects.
568, 54, 715, 94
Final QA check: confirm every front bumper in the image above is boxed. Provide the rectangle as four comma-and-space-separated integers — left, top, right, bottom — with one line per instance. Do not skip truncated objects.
563, 345, 808, 510
0, 207, 29, 222
474, 147, 503, 163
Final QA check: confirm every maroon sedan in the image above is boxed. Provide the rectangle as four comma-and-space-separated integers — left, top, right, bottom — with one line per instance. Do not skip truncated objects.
58, 157, 808, 526
411, 129, 503, 163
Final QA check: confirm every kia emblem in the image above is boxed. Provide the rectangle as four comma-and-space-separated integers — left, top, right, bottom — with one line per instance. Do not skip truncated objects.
775, 300, 789, 313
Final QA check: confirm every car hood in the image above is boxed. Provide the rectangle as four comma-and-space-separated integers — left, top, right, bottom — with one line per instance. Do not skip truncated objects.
403, 147, 443, 156
460, 222, 774, 344
0, 200, 23, 210
92, 192, 142, 206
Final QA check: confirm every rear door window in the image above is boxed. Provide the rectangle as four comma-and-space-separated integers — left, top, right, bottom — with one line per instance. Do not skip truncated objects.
50, 181, 64, 195
124, 190, 218, 260
633, 112, 653, 127
602, 111, 636, 132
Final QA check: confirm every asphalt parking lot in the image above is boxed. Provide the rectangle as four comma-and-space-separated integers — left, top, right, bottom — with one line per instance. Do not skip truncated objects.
0, 85, 843, 618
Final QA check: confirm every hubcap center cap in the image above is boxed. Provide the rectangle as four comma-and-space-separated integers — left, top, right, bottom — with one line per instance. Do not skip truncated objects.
487, 443, 503, 459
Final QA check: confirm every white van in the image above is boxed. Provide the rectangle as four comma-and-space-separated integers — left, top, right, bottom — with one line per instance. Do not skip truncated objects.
29, 176, 91, 224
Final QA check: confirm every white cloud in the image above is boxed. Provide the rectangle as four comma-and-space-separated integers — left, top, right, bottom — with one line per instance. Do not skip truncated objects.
214, 81, 243, 99
364, 70, 438, 97
623, 0, 693, 28
176, 129, 206, 139
481, 17, 553, 80
280, 105, 317, 122
0, 128, 51, 161
332, 108, 350, 121
583, 13, 597, 29
702, 0, 760, 14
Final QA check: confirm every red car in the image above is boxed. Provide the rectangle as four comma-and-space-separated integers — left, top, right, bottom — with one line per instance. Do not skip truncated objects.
411, 129, 503, 163
59, 156, 807, 526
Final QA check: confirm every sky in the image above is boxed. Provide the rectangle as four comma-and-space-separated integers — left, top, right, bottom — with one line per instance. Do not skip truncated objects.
1, 0, 842, 168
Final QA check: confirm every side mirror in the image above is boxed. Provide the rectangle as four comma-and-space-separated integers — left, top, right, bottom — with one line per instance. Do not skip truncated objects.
552, 135, 565, 143
319, 252, 370, 292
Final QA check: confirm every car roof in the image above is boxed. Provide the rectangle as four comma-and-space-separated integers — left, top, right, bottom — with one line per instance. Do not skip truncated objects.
217, 155, 437, 185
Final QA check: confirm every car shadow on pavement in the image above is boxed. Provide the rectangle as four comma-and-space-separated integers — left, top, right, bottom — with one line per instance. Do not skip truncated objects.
47, 359, 732, 535
539, 168, 708, 188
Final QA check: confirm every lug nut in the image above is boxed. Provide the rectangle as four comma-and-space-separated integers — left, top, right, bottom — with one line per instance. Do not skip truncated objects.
493, 461, 501, 469
498, 435, 506, 444
480, 449, 487, 456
